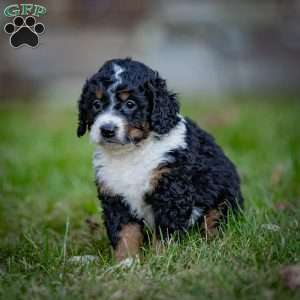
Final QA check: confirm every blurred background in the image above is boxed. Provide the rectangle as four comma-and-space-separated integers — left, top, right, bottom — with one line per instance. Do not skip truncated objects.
1, 0, 300, 101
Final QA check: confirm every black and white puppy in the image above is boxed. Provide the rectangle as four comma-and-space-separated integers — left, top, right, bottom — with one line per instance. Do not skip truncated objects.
77, 58, 243, 262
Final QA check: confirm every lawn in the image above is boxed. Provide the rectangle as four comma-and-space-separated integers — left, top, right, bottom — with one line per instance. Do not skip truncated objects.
0, 97, 299, 300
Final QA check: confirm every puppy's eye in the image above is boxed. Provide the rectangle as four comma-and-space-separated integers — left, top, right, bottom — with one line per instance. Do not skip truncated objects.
93, 99, 102, 111
125, 100, 136, 109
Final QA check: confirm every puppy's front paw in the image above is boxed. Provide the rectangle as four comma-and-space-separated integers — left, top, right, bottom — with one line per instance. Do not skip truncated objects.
68, 255, 98, 265
116, 256, 139, 269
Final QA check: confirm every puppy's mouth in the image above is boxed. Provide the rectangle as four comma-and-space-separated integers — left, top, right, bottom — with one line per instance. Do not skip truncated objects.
100, 136, 127, 146
100, 136, 141, 147
99, 133, 147, 147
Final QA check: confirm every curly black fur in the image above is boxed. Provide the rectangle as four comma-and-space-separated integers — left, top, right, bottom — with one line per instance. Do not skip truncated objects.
146, 77, 180, 134
146, 119, 243, 239
77, 58, 243, 250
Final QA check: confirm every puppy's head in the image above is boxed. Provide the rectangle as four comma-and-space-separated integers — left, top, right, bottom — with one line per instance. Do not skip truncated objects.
77, 58, 179, 147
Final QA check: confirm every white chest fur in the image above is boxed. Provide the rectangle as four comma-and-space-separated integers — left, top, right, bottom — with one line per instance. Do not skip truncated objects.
93, 120, 187, 228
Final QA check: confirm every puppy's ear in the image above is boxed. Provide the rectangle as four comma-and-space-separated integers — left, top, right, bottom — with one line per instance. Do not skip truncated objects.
77, 80, 90, 137
147, 73, 179, 134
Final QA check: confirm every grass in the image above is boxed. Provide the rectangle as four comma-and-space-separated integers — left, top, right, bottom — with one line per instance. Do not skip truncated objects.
0, 97, 299, 300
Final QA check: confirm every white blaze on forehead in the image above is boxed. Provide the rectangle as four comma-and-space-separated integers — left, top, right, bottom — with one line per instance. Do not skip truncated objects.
107, 64, 124, 95
90, 64, 126, 144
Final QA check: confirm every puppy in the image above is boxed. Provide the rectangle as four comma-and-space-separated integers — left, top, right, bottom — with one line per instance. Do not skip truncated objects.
77, 58, 243, 262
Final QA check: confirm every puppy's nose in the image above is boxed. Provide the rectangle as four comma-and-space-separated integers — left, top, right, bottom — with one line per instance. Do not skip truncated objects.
100, 123, 117, 138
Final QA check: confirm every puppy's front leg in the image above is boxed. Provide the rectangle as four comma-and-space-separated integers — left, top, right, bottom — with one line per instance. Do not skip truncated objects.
101, 194, 143, 262
115, 223, 143, 262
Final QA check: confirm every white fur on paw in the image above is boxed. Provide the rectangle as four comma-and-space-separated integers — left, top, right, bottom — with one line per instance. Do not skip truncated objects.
68, 255, 98, 264
117, 257, 139, 269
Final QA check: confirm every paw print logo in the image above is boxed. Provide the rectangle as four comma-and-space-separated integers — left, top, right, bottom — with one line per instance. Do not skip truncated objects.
4, 16, 45, 48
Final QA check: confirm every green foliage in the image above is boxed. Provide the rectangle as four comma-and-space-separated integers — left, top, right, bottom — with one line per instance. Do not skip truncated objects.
0, 99, 299, 300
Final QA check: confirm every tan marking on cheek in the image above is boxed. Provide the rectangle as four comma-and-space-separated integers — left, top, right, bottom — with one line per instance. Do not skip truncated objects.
95, 89, 103, 99
150, 166, 171, 190
115, 223, 143, 262
127, 123, 150, 142
118, 91, 130, 101
128, 127, 144, 141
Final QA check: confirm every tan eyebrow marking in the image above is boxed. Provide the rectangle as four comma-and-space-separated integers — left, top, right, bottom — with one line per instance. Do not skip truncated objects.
118, 91, 130, 101
95, 89, 103, 99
